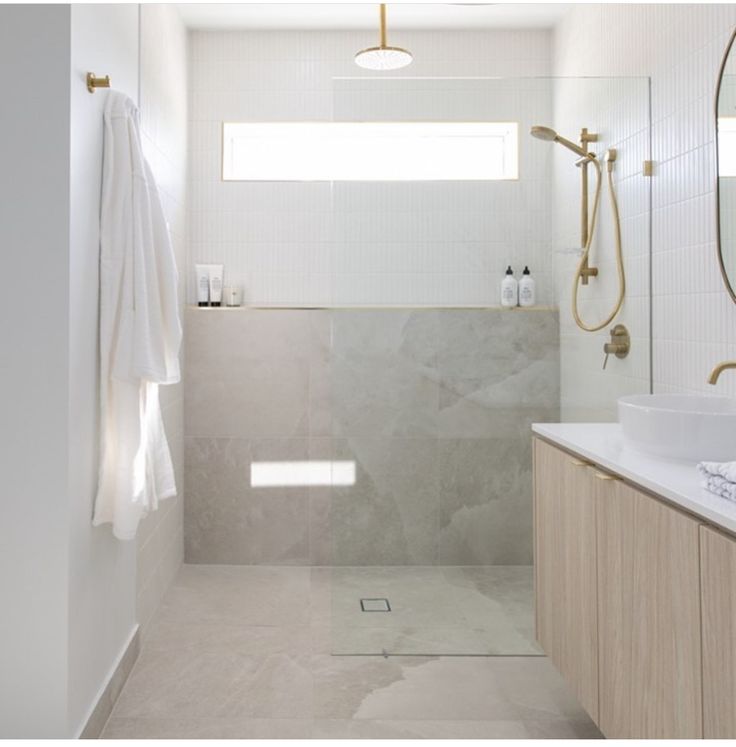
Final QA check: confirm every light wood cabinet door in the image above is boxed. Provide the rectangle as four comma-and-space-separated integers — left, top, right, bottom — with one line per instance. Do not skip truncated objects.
701, 525, 736, 738
596, 477, 702, 739
533, 438, 599, 722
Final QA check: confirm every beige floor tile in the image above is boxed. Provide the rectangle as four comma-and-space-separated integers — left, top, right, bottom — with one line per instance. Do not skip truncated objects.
101, 565, 599, 740
111, 650, 312, 720
156, 565, 311, 627
522, 715, 604, 739
321, 565, 540, 655
311, 718, 531, 739
313, 655, 517, 721
143, 621, 312, 656
312, 654, 591, 724
482, 656, 591, 721
101, 717, 312, 739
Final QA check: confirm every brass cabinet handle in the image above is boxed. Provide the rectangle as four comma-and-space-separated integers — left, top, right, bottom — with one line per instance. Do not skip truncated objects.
570, 459, 591, 467
594, 471, 621, 481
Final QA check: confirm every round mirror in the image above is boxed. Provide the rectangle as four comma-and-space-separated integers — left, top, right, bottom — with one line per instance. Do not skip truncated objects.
716, 28, 736, 303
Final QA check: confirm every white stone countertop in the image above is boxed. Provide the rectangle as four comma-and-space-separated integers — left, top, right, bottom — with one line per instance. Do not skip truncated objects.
532, 422, 736, 536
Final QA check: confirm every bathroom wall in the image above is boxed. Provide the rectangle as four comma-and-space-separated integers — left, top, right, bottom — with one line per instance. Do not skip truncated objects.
67, 4, 141, 737
554, 4, 736, 405
0, 6, 74, 737
0, 4, 145, 737
551, 77, 652, 420
136, 4, 188, 636
188, 30, 555, 306
184, 307, 559, 565
0, 4, 187, 736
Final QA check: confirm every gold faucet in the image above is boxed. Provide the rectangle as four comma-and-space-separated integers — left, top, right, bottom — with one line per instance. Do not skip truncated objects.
708, 361, 736, 385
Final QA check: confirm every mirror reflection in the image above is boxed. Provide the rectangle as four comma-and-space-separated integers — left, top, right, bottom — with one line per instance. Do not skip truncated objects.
717, 29, 736, 302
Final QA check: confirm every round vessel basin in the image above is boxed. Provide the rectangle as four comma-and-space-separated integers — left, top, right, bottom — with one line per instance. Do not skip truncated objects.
618, 394, 736, 463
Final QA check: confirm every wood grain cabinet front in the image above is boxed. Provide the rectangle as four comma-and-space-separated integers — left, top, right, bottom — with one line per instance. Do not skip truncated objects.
533, 438, 599, 723
534, 437, 707, 739
595, 474, 702, 739
700, 525, 736, 739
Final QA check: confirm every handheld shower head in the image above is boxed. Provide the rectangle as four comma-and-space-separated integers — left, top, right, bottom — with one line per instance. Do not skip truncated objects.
530, 125, 557, 142
530, 125, 593, 159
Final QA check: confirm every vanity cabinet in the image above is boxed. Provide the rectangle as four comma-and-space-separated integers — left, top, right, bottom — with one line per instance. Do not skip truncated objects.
534, 437, 709, 739
700, 526, 736, 738
533, 438, 599, 721
595, 475, 702, 738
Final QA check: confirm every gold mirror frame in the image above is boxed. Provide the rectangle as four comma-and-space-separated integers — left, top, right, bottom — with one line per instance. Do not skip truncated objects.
715, 26, 736, 304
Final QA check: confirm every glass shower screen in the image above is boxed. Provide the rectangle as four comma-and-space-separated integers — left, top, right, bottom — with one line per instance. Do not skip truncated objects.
324, 76, 651, 656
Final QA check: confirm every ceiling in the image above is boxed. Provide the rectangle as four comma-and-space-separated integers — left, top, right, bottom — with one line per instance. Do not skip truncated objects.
177, 3, 573, 31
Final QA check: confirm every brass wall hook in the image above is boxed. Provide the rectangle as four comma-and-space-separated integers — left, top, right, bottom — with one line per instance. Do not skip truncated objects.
87, 73, 111, 93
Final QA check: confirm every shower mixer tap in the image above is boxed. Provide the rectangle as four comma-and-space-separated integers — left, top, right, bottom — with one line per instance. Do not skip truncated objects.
602, 324, 630, 370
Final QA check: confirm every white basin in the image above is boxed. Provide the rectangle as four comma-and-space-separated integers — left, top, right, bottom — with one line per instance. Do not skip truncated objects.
618, 394, 736, 462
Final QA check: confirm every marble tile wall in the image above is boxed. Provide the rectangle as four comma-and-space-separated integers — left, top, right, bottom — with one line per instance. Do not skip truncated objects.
184, 307, 559, 565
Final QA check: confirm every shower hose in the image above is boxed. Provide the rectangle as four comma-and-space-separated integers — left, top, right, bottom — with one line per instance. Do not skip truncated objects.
572, 155, 625, 332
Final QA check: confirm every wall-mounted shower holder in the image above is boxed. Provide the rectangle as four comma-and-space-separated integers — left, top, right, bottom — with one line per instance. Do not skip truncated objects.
579, 128, 599, 285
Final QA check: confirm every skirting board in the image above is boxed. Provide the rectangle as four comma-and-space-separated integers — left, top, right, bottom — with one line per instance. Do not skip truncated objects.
78, 626, 140, 739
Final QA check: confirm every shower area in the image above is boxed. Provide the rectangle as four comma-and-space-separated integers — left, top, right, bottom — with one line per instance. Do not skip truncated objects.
185, 74, 651, 657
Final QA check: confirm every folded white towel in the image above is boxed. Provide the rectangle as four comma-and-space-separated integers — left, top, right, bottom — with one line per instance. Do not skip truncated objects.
698, 461, 736, 502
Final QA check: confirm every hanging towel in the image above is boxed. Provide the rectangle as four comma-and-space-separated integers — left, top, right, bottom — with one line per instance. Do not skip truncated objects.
698, 460, 736, 503
93, 92, 182, 540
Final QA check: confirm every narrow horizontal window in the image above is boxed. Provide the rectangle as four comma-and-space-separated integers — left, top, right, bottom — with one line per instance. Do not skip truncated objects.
222, 122, 518, 181
250, 460, 357, 487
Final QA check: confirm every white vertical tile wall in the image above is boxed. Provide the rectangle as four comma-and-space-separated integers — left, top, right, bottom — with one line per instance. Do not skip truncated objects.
137, 4, 188, 633
187, 30, 555, 306
553, 4, 736, 405
552, 77, 652, 420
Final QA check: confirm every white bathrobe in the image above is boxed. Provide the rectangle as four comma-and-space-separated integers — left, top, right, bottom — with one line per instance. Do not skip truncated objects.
93, 92, 182, 540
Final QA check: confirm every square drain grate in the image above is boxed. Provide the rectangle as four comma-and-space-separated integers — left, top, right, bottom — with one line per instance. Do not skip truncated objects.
360, 598, 391, 612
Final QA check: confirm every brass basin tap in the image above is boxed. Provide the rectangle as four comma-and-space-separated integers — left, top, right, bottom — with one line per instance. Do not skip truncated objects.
708, 361, 736, 385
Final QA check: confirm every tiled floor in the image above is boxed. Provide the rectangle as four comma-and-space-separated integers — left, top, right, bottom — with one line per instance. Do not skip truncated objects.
329, 566, 541, 655
101, 565, 602, 739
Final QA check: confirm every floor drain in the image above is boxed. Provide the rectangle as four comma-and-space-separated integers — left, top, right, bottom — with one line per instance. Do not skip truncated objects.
360, 598, 391, 612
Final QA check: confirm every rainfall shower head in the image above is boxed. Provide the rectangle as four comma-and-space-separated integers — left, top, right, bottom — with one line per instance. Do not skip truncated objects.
530, 125, 594, 159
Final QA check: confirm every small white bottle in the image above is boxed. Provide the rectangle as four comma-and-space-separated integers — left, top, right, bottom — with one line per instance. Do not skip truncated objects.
501, 266, 518, 308
519, 266, 536, 307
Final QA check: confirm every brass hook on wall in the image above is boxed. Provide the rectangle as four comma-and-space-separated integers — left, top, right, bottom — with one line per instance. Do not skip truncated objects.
86, 73, 110, 93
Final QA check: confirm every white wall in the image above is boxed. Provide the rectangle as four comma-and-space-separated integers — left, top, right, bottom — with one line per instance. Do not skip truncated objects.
552, 76, 652, 421
553, 4, 736, 405
136, 3, 188, 634
67, 5, 140, 736
1, 3, 187, 737
188, 30, 555, 306
0, 6, 72, 737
